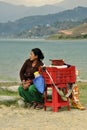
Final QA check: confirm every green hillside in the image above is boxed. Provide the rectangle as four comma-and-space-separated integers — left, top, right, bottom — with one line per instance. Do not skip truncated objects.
47, 23, 87, 39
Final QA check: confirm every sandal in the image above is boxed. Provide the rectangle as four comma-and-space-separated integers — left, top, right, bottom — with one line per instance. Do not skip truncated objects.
35, 103, 44, 110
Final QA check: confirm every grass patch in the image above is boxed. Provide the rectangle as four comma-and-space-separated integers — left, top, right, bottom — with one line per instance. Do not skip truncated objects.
0, 89, 18, 96
0, 81, 19, 87
0, 89, 19, 107
77, 82, 87, 105
0, 100, 18, 107
0, 81, 87, 107
0, 82, 19, 106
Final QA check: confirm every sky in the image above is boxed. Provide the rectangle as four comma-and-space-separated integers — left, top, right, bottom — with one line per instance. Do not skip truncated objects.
0, 0, 64, 6
0, 0, 87, 7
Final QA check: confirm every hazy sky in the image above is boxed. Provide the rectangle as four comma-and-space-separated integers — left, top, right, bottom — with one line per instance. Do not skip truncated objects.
0, 0, 64, 6
0, 0, 87, 7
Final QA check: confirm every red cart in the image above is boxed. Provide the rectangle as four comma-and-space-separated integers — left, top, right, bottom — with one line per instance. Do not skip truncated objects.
41, 65, 76, 112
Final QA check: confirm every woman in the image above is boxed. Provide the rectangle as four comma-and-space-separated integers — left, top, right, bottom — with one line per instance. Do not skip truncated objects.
18, 48, 44, 109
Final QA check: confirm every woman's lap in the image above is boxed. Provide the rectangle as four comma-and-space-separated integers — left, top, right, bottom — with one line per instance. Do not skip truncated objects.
18, 84, 43, 104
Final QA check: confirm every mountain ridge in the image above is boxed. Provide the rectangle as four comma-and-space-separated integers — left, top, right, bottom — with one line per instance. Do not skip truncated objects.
0, 6, 87, 38
0, 1, 64, 22
0, 1, 87, 23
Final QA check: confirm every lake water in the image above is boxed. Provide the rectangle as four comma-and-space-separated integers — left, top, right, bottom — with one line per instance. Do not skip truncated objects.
0, 39, 87, 82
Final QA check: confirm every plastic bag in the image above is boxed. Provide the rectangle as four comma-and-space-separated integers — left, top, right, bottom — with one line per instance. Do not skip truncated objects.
33, 75, 45, 94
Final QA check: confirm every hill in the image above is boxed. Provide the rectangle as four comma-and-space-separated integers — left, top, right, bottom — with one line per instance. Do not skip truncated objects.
59, 23, 87, 35
0, 6, 87, 38
47, 23, 87, 39
71, 23, 87, 35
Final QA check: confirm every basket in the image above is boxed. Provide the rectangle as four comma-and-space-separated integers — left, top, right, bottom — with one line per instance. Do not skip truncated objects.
41, 67, 58, 85
41, 66, 76, 85
57, 66, 76, 84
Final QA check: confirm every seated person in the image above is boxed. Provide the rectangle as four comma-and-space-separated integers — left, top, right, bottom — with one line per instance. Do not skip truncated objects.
18, 48, 45, 109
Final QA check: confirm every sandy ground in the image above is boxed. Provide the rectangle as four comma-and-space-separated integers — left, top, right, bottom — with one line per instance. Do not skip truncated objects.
0, 105, 87, 130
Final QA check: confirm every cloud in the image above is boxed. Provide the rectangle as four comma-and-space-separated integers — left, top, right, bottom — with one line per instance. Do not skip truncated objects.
0, 0, 64, 6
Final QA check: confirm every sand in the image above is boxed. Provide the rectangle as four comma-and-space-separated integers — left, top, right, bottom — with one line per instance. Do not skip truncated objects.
0, 105, 87, 130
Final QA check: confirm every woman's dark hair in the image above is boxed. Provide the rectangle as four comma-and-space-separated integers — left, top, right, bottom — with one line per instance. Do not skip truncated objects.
31, 48, 44, 60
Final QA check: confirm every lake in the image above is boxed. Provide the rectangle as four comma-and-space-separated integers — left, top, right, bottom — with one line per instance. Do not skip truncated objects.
0, 39, 87, 82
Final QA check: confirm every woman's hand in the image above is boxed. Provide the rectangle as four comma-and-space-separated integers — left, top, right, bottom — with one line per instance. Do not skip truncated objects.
22, 80, 31, 90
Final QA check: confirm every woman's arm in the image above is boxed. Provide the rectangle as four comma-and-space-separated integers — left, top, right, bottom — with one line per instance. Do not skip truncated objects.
20, 60, 28, 81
